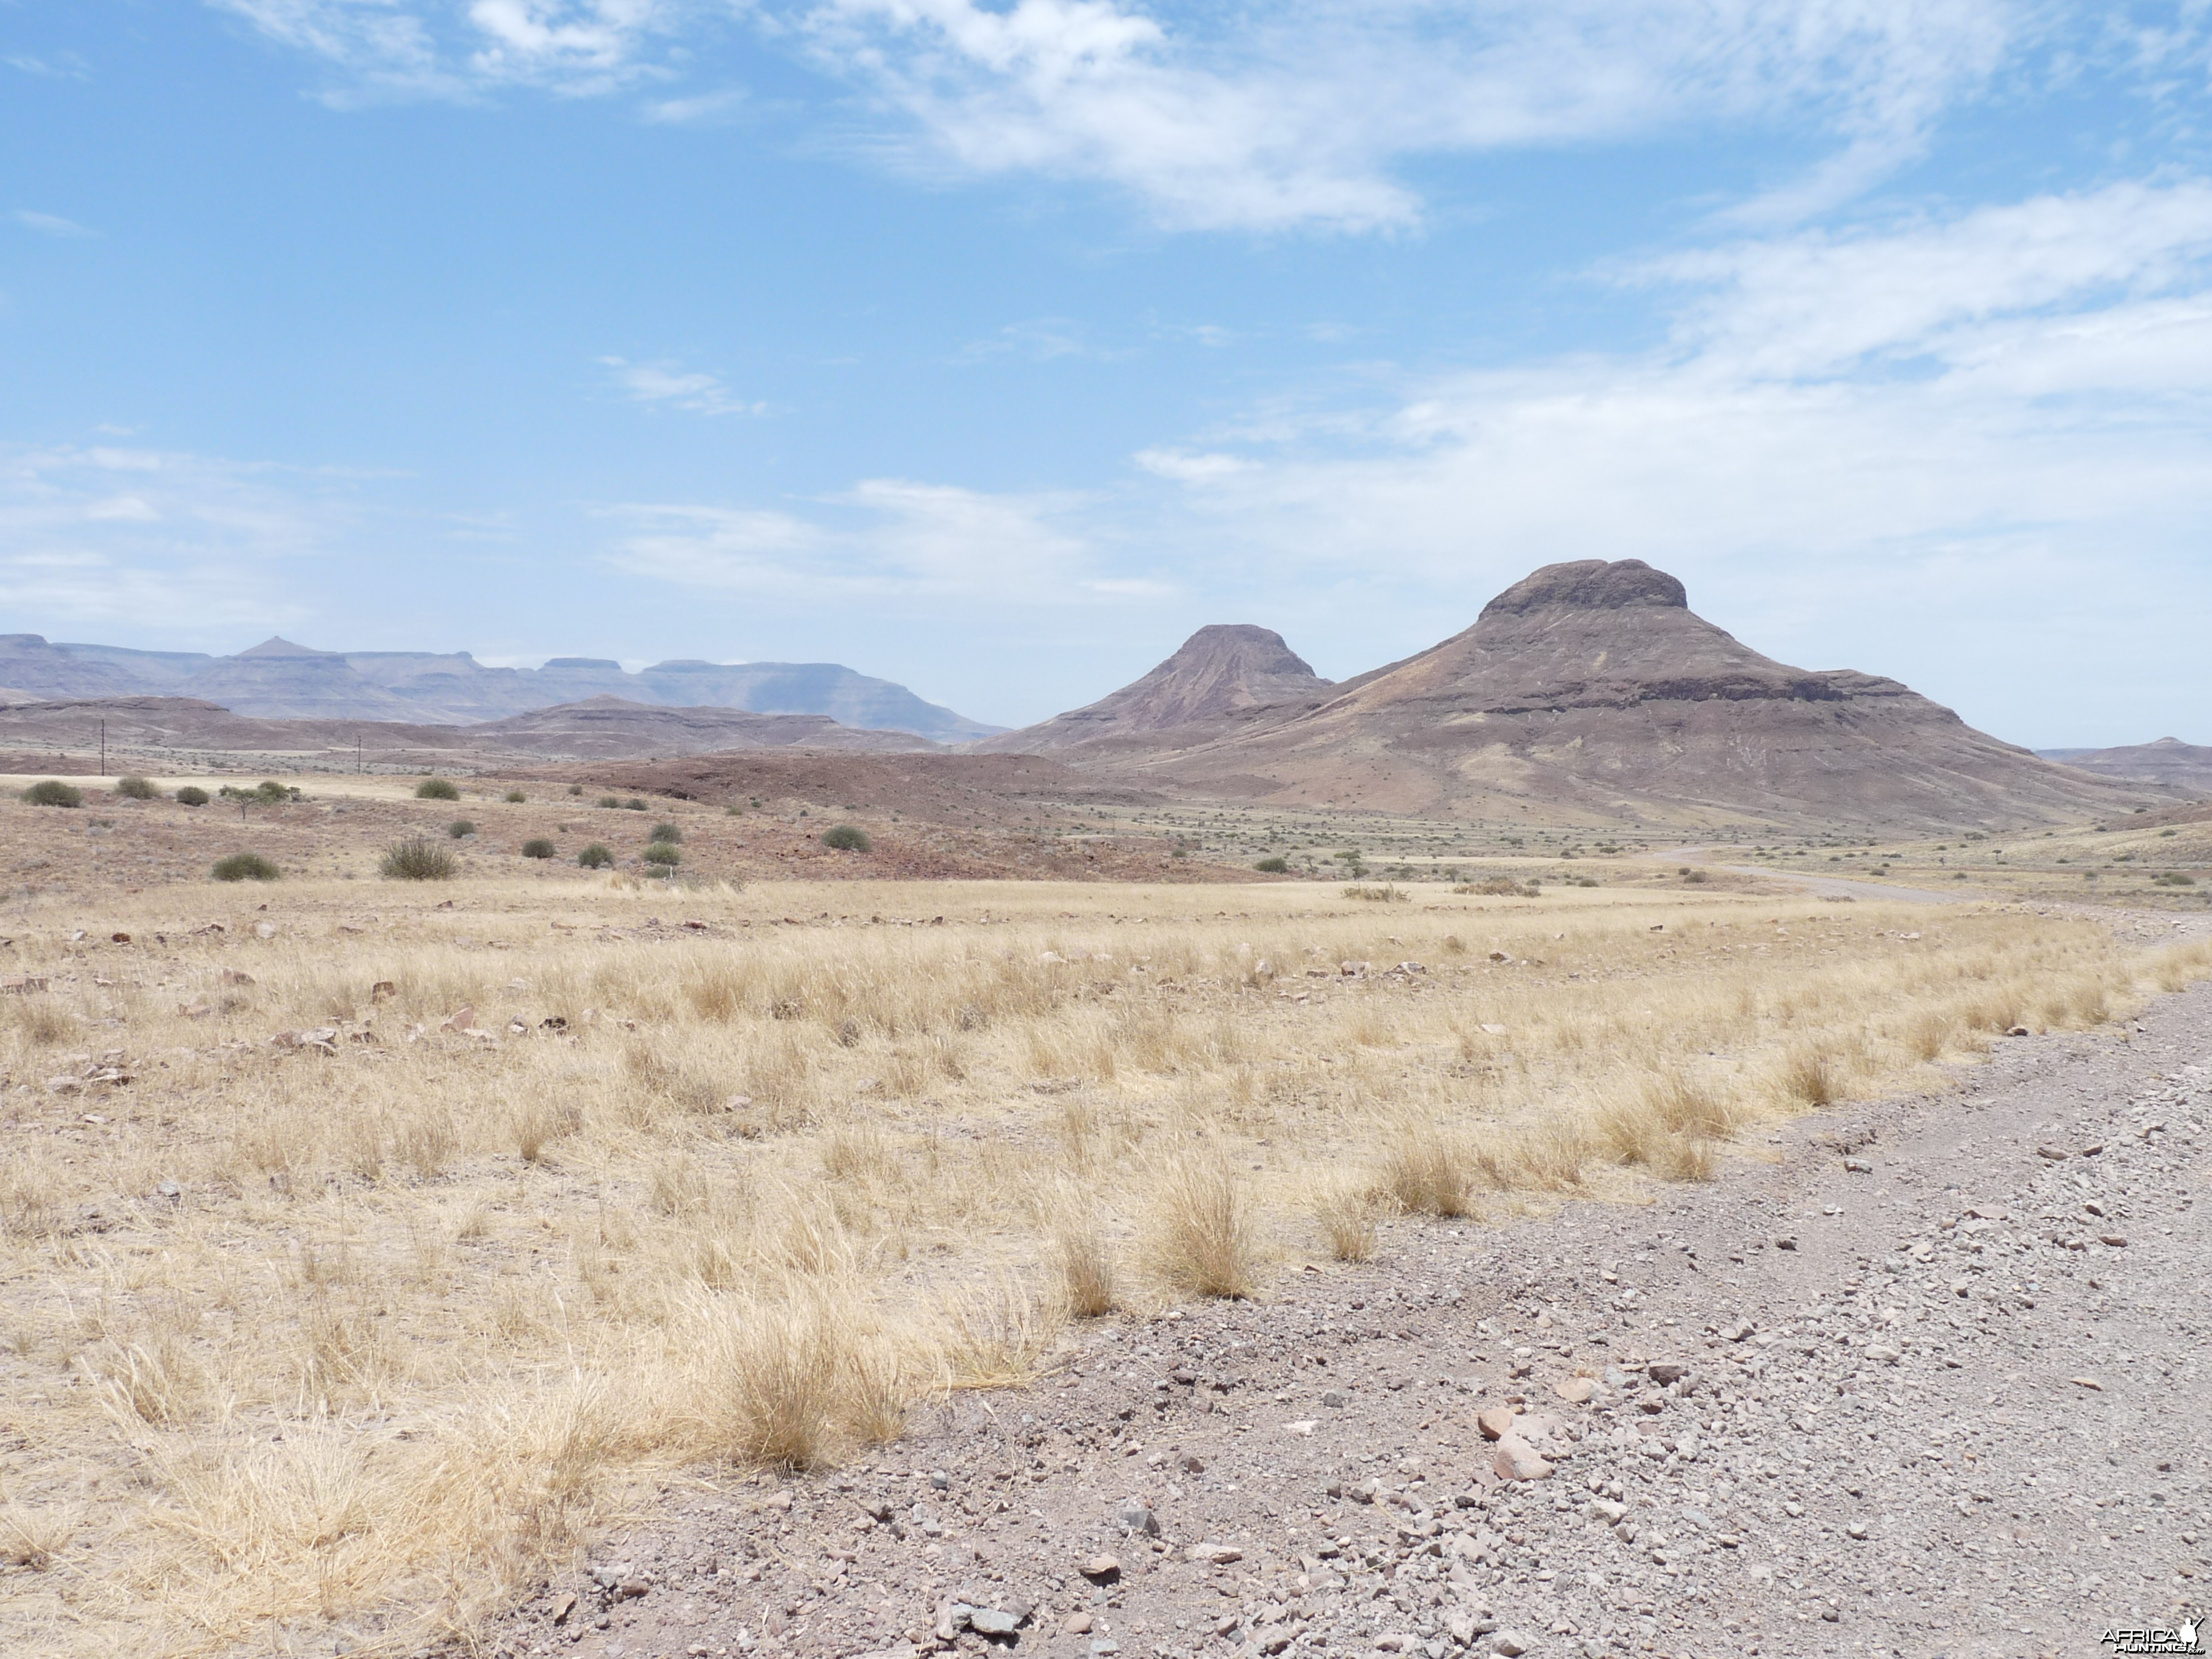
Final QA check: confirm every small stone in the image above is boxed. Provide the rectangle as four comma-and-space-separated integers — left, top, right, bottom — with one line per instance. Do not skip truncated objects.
1646, 1362, 1687, 1385
441, 1004, 476, 1032
2036, 1145, 2068, 1161
1081, 1555, 1122, 1581
1322, 1389, 1349, 1409
1186, 1542, 1242, 1564
370, 980, 396, 1000
2006, 1025, 2030, 1037
968, 1607, 1025, 1636
1553, 1378, 1595, 1404
1491, 1630, 1533, 1657
549, 1592, 577, 1625
1846, 1521, 1869, 1540
1865, 1344, 1902, 1364
2071, 1376, 2103, 1390
1966, 1205, 2009, 1221
1476, 1406, 1518, 1441
2100, 1235, 2128, 1247
1062, 1612, 1094, 1635
1492, 1435, 1553, 1483
254, 922, 276, 940
1116, 1501, 1159, 1536
1774, 1236, 1798, 1251
1843, 1158, 1874, 1174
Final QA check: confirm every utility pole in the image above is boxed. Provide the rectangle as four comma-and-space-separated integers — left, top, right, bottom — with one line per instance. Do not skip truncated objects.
99, 719, 106, 777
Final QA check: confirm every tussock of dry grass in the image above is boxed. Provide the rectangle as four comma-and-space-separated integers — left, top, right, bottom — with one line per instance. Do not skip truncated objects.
0, 862, 2206, 1657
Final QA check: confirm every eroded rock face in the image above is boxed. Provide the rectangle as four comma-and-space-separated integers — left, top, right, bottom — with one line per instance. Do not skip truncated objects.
1477, 558, 1687, 618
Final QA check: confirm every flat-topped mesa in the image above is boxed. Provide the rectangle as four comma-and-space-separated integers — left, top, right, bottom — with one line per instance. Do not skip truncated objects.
979, 623, 1332, 752
1478, 558, 1689, 618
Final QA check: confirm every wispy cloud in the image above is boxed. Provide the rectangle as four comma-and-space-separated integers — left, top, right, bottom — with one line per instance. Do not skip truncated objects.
642, 85, 746, 123
0, 444, 355, 632
13, 210, 96, 238
606, 476, 1127, 604
599, 355, 765, 415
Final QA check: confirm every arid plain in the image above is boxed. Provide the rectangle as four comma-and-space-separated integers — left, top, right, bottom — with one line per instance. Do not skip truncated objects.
2, 771, 2209, 1657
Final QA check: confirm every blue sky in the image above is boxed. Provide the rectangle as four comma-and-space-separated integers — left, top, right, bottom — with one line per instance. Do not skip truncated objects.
3, 2, 2211, 741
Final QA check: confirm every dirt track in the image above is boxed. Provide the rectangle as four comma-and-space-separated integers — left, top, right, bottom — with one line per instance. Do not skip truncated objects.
486, 937, 2212, 1659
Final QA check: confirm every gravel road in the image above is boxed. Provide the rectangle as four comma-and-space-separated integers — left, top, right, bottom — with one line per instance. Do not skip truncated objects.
488, 969, 2212, 1659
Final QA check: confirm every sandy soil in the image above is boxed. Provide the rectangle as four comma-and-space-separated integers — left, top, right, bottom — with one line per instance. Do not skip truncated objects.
479, 920, 2212, 1659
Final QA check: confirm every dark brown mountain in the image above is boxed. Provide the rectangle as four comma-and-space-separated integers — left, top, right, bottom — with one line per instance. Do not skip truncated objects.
1042, 559, 2170, 832
2039, 737, 2212, 795
978, 624, 1331, 754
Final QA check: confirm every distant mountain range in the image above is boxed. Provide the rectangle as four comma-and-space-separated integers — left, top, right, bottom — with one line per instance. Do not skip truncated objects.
0, 634, 1001, 743
2036, 737, 2212, 793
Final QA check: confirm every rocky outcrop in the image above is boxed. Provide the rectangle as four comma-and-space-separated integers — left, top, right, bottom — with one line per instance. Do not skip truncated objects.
1050, 559, 2168, 833
980, 624, 1330, 753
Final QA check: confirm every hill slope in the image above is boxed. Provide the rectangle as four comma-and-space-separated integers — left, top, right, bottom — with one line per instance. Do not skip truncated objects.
977, 624, 1331, 754
2037, 737, 2212, 794
1061, 560, 2165, 832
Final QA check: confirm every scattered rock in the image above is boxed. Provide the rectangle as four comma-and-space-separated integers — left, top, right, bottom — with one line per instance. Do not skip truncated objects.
1079, 1555, 1122, 1582
1491, 1629, 1534, 1657
1116, 1501, 1159, 1537
1492, 1435, 1553, 1482
1477, 1406, 1518, 1440
2071, 1376, 2103, 1390
1553, 1377, 1595, 1404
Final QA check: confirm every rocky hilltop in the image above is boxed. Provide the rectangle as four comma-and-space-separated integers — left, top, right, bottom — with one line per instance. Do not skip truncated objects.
1021, 558, 2165, 831
0, 634, 1000, 743
979, 624, 1331, 754
2038, 736, 2212, 795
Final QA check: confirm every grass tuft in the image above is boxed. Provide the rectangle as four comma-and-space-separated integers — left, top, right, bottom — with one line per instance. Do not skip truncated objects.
380, 838, 457, 880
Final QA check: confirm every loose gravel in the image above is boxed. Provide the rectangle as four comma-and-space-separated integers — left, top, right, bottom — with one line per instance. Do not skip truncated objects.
480, 974, 2212, 1659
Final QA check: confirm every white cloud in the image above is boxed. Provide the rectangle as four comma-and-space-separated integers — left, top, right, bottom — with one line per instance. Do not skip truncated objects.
794, 0, 2027, 230
209, 0, 688, 98
14, 210, 96, 238
599, 355, 766, 414
0, 444, 349, 632
606, 476, 1121, 603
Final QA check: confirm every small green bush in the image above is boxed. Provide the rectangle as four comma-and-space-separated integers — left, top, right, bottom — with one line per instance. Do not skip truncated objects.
597, 796, 622, 809
822, 823, 871, 853
174, 785, 209, 806
211, 852, 280, 882
380, 837, 457, 880
642, 842, 682, 867
725, 804, 742, 816
521, 837, 557, 860
504, 789, 526, 803
1253, 855, 1289, 873
578, 843, 614, 869
115, 775, 158, 800
21, 779, 82, 808
649, 821, 681, 844
625, 798, 646, 812
568, 785, 583, 797
255, 780, 293, 803
415, 778, 460, 801
2154, 871, 2197, 887
447, 819, 477, 839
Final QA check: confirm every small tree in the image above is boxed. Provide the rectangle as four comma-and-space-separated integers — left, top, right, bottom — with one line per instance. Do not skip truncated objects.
821, 823, 871, 853
521, 838, 557, 860
21, 780, 82, 808
174, 785, 209, 806
380, 837, 457, 880
415, 778, 460, 801
212, 852, 280, 882
115, 775, 158, 800
577, 843, 614, 869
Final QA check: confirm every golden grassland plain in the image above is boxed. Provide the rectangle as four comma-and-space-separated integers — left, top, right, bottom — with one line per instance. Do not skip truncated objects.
1, 854, 2208, 1657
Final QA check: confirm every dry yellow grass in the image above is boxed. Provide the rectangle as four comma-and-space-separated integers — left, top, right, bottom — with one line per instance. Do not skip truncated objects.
0, 866, 2206, 1657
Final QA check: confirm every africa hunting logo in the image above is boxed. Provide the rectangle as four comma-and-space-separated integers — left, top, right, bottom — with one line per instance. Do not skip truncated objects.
2102, 1611, 2207, 1655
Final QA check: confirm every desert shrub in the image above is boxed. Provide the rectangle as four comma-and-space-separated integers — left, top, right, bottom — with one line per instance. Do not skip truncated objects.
415, 778, 460, 801
649, 821, 681, 844
642, 842, 682, 868
577, 843, 614, 869
210, 852, 280, 882
255, 780, 292, 803
1253, 855, 1289, 873
822, 824, 871, 853
173, 785, 209, 806
625, 799, 646, 811
446, 819, 477, 839
114, 775, 158, 800
520, 838, 557, 860
1315, 1187, 1378, 1262
1455, 877, 1538, 897
725, 803, 742, 816
1379, 1125, 1476, 1217
1341, 883, 1407, 902
1148, 1156, 1256, 1299
20, 780, 81, 808
503, 789, 526, 803
1050, 1214, 1118, 1318
2154, 872, 2197, 887
380, 838, 457, 880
